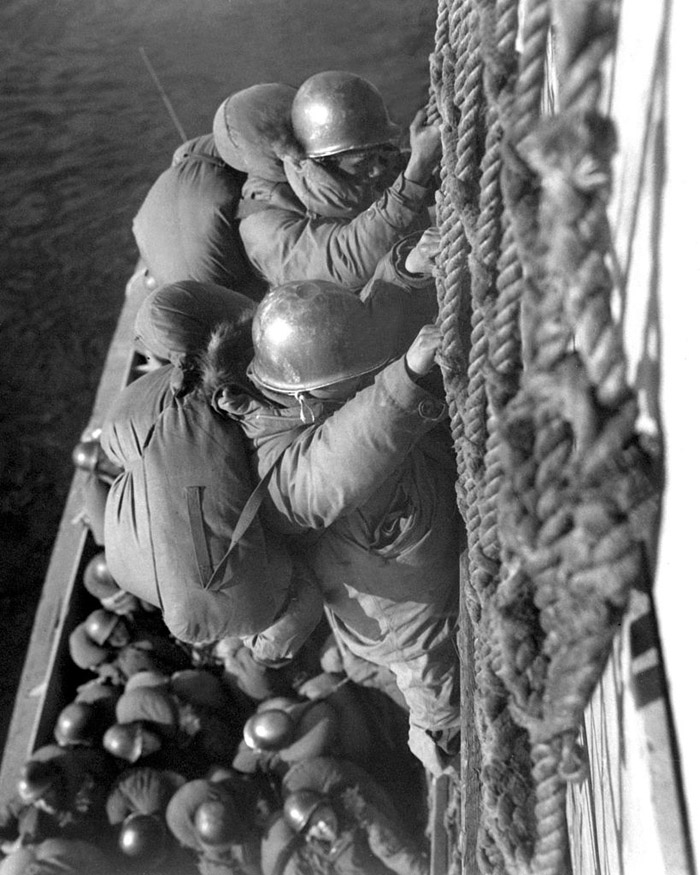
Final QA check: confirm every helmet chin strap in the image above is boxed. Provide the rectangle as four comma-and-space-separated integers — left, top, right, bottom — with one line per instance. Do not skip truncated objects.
294, 392, 317, 425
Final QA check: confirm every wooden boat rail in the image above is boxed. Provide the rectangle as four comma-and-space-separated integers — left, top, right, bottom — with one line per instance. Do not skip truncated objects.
0, 268, 149, 807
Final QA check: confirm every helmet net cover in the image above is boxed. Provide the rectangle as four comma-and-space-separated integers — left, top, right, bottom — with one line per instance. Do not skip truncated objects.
249, 280, 392, 395
291, 70, 401, 159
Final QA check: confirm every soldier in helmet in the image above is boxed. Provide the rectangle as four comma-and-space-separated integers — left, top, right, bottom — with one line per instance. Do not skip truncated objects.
116, 812, 191, 873
275, 784, 428, 875
261, 756, 426, 875
106, 765, 186, 836
0, 744, 114, 851
102, 719, 211, 783
68, 606, 190, 683
131, 85, 281, 299
53, 701, 111, 749
82, 551, 159, 619
207, 241, 461, 777
100, 278, 325, 657
233, 699, 328, 779
217, 70, 440, 291
103, 721, 169, 767
233, 678, 411, 795
102, 703, 211, 780
106, 765, 181, 816
113, 680, 247, 768
165, 773, 272, 875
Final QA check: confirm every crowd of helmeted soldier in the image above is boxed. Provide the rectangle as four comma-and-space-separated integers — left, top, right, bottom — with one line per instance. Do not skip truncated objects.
0, 69, 464, 874
0, 555, 431, 874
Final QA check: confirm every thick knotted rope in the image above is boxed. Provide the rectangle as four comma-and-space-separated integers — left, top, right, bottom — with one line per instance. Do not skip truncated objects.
494, 1, 658, 874
430, 0, 659, 873
432, 1, 537, 873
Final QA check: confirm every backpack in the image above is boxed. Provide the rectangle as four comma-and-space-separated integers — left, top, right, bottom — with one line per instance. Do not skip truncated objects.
132, 134, 267, 301
103, 370, 291, 645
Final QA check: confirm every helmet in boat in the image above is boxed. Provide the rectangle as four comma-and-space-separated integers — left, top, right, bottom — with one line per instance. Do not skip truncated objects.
291, 71, 400, 158
283, 789, 326, 834
194, 797, 244, 846
71, 440, 121, 479
119, 813, 168, 866
84, 608, 123, 646
71, 440, 101, 473
249, 281, 390, 395
103, 722, 157, 763
54, 701, 100, 747
83, 552, 118, 597
17, 759, 62, 804
243, 709, 295, 751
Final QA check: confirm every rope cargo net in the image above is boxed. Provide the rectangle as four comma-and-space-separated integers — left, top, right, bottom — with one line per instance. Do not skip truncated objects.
428, 0, 659, 872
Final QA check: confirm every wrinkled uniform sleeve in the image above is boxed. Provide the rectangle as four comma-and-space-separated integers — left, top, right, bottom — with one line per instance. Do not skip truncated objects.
257, 360, 446, 529
239, 174, 430, 289
359, 243, 438, 359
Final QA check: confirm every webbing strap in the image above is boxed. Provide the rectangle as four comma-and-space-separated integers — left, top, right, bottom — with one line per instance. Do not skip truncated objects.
203, 459, 279, 591
185, 486, 214, 588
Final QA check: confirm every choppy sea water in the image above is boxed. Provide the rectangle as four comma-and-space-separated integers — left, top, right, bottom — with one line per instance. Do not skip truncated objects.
0, 0, 436, 745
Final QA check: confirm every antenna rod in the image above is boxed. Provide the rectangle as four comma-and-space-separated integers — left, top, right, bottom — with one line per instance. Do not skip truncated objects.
138, 46, 188, 143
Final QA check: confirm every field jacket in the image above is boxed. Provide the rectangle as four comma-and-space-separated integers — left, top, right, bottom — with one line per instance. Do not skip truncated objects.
220, 356, 460, 739
238, 166, 431, 291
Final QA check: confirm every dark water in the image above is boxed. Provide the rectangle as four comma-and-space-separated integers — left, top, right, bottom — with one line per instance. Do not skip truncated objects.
0, 0, 436, 746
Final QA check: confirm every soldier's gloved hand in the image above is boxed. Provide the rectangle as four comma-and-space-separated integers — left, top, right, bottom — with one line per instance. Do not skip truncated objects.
405, 323, 442, 379
404, 226, 440, 275
405, 109, 442, 185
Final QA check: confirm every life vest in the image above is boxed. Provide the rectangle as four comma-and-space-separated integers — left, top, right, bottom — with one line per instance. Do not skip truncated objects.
132, 134, 267, 301
103, 373, 291, 645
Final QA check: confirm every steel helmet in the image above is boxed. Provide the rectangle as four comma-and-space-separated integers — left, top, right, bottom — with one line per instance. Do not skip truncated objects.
194, 797, 242, 846
72, 439, 121, 479
291, 71, 400, 158
249, 281, 391, 394
83, 552, 118, 598
119, 813, 168, 866
103, 722, 147, 763
17, 760, 61, 804
84, 608, 122, 646
71, 439, 101, 473
53, 701, 99, 747
283, 790, 326, 834
243, 709, 295, 751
